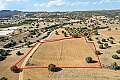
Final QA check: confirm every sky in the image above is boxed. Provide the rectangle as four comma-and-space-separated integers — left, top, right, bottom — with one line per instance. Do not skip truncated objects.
0, 0, 120, 11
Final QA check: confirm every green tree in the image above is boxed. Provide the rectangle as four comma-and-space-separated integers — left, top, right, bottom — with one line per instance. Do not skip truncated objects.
102, 38, 106, 42
16, 51, 23, 55
48, 64, 56, 72
112, 54, 119, 59
110, 62, 118, 70
99, 44, 104, 49
104, 43, 109, 48
85, 57, 93, 63
116, 50, 120, 54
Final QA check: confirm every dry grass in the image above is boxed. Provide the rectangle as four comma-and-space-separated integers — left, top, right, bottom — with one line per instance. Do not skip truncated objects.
98, 30, 120, 66
24, 68, 120, 80
29, 37, 98, 67
23, 33, 101, 80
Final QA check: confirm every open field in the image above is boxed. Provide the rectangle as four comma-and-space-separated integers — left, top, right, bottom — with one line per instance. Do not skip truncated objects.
100, 30, 120, 42
0, 47, 30, 80
28, 37, 99, 67
23, 68, 120, 80
98, 29, 120, 66
21, 30, 102, 80
22, 26, 120, 80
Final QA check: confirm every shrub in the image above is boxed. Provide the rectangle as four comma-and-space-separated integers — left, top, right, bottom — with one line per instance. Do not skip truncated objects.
62, 31, 64, 34
94, 31, 99, 35
16, 51, 23, 55
30, 30, 36, 35
112, 54, 119, 59
95, 37, 99, 40
88, 37, 93, 41
0, 49, 9, 56
107, 38, 110, 41
109, 37, 114, 39
64, 32, 68, 37
116, 50, 120, 54
55, 31, 59, 35
0, 55, 6, 61
110, 40, 114, 44
48, 64, 56, 72
3, 42, 16, 48
24, 39, 27, 42
19, 40, 23, 43
97, 40, 102, 44
95, 51, 101, 55
102, 38, 106, 42
99, 44, 104, 49
104, 43, 109, 48
10, 65, 22, 73
36, 40, 39, 42
85, 57, 93, 63
110, 62, 118, 70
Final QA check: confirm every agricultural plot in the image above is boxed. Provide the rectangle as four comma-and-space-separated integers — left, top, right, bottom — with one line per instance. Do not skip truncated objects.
19, 28, 120, 80
23, 68, 120, 80
27, 37, 99, 67
21, 35, 103, 80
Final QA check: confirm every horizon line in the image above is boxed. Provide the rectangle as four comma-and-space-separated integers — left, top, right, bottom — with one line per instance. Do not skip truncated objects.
0, 9, 120, 12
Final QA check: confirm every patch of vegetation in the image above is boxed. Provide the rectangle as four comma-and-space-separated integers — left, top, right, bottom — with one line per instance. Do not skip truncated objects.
10, 65, 22, 73
3, 41, 16, 48
97, 40, 102, 44
0, 19, 37, 28
65, 27, 94, 37
0, 49, 11, 61
95, 51, 101, 55
102, 38, 107, 42
85, 57, 93, 63
16, 51, 23, 56
48, 64, 62, 72
26, 41, 32, 48
116, 50, 120, 54
104, 43, 109, 48
99, 44, 104, 49
48, 64, 56, 72
110, 62, 120, 70
112, 54, 119, 59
